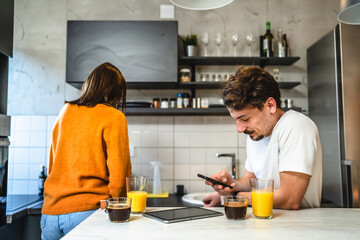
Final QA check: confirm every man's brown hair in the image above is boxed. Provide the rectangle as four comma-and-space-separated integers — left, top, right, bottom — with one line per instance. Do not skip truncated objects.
67, 62, 127, 112
221, 66, 281, 110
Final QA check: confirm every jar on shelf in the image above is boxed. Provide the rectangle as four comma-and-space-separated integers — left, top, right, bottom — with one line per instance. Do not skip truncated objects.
200, 73, 209, 82
169, 98, 177, 108
213, 74, 222, 82
180, 68, 191, 82
223, 73, 231, 81
152, 98, 160, 108
201, 98, 209, 108
183, 93, 190, 108
161, 98, 169, 108
177, 93, 183, 108
273, 68, 280, 82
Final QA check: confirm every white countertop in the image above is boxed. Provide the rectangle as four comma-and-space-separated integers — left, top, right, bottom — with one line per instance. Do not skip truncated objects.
63, 207, 360, 240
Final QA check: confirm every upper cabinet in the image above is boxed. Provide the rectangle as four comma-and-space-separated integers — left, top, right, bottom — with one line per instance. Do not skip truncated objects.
66, 21, 179, 88
0, 0, 14, 57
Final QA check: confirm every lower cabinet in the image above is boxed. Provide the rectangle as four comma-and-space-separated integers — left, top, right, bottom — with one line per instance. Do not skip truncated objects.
0, 215, 41, 240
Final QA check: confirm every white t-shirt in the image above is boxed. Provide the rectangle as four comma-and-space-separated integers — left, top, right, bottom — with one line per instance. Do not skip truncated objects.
245, 110, 322, 208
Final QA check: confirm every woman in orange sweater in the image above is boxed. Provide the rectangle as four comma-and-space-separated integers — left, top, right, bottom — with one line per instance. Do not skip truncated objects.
41, 62, 131, 240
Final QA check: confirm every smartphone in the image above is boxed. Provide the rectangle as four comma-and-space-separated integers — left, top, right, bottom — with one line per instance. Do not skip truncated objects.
197, 174, 233, 189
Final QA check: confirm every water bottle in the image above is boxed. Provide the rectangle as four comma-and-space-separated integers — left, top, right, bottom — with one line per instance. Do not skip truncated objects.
150, 162, 163, 195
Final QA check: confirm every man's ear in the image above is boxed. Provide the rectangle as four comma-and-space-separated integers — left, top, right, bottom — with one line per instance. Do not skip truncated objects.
265, 97, 277, 113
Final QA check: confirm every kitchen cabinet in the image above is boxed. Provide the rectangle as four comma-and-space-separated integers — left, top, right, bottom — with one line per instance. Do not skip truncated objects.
126, 56, 301, 116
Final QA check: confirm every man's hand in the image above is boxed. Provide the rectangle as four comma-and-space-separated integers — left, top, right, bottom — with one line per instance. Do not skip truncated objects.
203, 192, 221, 207
205, 170, 236, 195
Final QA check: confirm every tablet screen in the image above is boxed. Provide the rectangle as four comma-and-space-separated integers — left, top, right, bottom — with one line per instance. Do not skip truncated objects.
143, 207, 223, 223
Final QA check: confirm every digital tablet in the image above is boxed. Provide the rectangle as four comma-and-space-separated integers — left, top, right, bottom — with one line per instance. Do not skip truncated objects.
142, 207, 223, 224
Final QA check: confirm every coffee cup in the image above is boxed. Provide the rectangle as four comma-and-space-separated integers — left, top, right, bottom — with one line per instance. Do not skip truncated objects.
105, 197, 132, 223
223, 195, 248, 220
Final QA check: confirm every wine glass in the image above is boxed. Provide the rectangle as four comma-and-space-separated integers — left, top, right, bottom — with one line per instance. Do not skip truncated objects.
215, 32, 222, 56
231, 33, 240, 57
199, 33, 209, 56
246, 32, 256, 57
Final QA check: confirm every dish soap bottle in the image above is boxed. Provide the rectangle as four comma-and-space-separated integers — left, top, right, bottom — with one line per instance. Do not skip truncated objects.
150, 162, 163, 195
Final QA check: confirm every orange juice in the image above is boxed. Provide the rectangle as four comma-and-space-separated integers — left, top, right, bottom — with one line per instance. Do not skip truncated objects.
251, 190, 273, 218
127, 191, 147, 213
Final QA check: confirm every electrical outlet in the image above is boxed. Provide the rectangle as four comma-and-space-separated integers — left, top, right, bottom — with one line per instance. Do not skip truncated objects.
160, 4, 174, 19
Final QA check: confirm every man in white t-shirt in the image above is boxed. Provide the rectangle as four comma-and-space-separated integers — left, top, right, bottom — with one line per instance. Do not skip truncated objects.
203, 66, 322, 209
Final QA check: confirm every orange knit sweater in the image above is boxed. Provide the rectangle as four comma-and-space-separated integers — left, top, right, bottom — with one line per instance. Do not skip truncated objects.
42, 103, 131, 215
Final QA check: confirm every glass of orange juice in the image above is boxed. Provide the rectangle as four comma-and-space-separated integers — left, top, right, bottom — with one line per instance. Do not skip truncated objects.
250, 178, 274, 219
126, 176, 148, 214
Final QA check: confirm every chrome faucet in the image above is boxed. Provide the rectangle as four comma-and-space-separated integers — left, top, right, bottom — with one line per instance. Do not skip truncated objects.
216, 153, 236, 179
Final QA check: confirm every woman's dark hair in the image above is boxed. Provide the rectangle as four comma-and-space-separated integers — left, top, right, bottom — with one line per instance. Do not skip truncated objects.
221, 66, 281, 110
66, 62, 126, 112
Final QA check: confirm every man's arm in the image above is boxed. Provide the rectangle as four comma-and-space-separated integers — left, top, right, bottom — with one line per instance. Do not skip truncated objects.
273, 171, 311, 210
237, 171, 311, 209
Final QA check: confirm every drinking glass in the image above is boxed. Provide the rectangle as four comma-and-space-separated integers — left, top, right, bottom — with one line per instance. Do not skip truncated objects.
215, 32, 222, 56
126, 176, 148, 214
246, 32, 256, 56
250, 178, 274, 219
224, 195, 248, 220
199, 33, 209, 56
105, 197, 132, 223
231, 33, 240, 56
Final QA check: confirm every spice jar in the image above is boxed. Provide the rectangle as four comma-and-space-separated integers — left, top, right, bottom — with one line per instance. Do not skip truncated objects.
180, 69, 191, 82
152, 98, 160, 108
200, 73, 209, 82
213, 74, 222, 82
169, 98, 177, 108
183, 93, 190, 108
223, 74, 231, 81
161, 98, 169, 108
177, 93, 183, 108
201, 98, 209, 108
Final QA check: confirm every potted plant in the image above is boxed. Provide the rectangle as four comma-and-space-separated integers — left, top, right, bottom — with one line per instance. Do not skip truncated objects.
182, 34, 197, 57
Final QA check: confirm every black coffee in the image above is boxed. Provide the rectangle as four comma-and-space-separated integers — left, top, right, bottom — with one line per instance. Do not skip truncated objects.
224, 202, 247, 220
108, 204, 131, 222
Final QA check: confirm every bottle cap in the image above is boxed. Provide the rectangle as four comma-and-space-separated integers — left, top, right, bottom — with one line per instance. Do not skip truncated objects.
177, 93, 183, 97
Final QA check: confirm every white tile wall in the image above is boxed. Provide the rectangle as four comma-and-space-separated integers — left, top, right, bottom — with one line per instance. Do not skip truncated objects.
8, 115, 53, 194
9, 115, 247, 195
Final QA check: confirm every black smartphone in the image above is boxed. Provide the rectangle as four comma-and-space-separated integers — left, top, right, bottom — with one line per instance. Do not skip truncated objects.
197, 174, 233, 189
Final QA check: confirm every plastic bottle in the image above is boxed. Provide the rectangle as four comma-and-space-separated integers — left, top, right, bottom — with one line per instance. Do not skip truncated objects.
150, 161, 163, 195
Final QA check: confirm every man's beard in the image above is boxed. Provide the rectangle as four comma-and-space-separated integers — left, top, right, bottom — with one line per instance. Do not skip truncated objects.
244, 130, 264, 141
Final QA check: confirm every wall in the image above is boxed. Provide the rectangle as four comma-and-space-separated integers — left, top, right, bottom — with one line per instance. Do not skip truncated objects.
7, 0, 340, 194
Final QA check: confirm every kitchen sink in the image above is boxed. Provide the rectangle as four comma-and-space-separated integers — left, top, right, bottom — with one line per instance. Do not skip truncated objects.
181, 192, 210, 206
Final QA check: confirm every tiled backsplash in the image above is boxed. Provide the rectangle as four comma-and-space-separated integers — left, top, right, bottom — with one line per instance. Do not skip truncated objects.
8, 115, 247, 195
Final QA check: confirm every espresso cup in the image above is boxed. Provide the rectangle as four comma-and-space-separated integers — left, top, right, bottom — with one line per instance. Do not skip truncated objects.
106, 197, 132, 223
223, 195, 248, 220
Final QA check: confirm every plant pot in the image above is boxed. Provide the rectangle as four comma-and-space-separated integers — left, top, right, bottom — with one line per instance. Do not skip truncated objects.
186, 45, 197, 57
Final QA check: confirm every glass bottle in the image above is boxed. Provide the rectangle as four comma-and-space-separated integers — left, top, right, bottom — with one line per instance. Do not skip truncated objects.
283, 34, 289, 57
276, 29, 286, 57
263, 21, 274, 57
38, 165, 46, 196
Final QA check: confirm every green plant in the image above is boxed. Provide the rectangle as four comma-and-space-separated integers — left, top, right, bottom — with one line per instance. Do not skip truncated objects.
182, 34, 197, 46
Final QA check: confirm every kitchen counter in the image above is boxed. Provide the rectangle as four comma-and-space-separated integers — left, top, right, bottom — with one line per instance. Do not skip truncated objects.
5, 195, 43, 223
62, 207, 360, 240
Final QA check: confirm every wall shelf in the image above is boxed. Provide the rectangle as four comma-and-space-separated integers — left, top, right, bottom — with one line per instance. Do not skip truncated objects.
126, 81, 301, 90
125, 107, 229, 116
125, 107, 301, 116
179, 56, 300, 68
